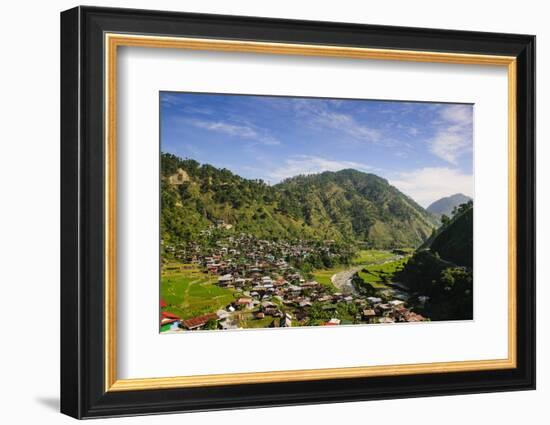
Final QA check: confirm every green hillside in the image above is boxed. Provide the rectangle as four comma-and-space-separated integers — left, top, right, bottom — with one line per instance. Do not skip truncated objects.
429, 205, 473, 267
161, 153, 437, 249
397, 201, 474, 320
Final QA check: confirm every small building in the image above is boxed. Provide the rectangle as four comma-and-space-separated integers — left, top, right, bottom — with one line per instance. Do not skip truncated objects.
234, 278, 246, 287
234, 297, 253, 310
362, 309, 376, 319
218, 274, 233, 286
181, 313, 218, 330
375, 303, 392, 316
321, 318, 341, 326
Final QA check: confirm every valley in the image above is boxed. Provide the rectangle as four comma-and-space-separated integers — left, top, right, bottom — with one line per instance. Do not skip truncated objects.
160, 153, 474, 332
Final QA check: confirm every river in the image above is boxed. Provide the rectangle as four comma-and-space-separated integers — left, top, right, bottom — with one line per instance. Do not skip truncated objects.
330, 255, 408, 297
330, 267, 363, 295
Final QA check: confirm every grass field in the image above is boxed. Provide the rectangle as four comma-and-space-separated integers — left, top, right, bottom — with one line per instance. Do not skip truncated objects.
312, 267, 345, 292
358, 256, 409, 289
161, 264, 235, 320
352, 249, 398, 265
240, 315, 275, 328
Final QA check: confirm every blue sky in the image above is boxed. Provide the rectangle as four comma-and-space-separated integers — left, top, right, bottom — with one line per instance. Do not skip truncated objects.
161, 92, 473, 207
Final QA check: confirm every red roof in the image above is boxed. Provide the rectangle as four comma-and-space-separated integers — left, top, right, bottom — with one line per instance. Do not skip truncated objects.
181, 313, 218, 329
161, 311, 180, 320
235, 297, 252, 305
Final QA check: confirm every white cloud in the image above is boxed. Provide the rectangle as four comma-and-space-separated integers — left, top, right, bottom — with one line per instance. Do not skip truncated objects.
161, 93, 183, 107
183, 106, 213, 115
324, 111, 381, 142
292, 100, 381, 143
390, 167, 473, 208
430, 104, 473, 164
189, 119, 280, 145
268, 155, 371, 181
440, 104, 473, 123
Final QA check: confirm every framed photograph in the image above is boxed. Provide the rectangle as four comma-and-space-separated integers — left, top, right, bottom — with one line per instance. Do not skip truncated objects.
60, 6, 535, 419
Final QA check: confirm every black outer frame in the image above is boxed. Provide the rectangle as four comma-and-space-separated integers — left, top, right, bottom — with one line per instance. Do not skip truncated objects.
60, 6, 535, 419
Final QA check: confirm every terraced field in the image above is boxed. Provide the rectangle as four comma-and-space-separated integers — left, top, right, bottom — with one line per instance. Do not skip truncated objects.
161, 264, 235, 320
357, 256, 409, 289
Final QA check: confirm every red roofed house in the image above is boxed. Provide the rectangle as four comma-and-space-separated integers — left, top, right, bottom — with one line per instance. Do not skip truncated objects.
181, 313, 219, 330
234, 297, 253, 310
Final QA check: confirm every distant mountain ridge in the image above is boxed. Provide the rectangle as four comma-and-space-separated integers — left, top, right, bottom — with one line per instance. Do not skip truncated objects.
427, 193, 472, 218
161, 153, 438, 249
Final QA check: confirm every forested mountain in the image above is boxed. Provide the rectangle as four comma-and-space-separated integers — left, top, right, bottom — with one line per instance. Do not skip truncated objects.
161, 153, 438, 249
397, 200, 474, 320
428, 203, 473, 267
275, 170, 438, 247
427, 193, 472, 218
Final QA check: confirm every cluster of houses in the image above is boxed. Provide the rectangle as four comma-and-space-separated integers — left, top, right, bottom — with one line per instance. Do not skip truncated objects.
164, 231, 345, 273
160, 232, 426, 332
161, 288, 426, 332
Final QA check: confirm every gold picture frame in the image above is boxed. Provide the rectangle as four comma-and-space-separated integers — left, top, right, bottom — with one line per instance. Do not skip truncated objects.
61, 6, 535, 419
104, 34, 517, 392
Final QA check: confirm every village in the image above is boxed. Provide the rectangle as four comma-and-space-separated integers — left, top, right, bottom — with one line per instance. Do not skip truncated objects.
160, 226, 427, 332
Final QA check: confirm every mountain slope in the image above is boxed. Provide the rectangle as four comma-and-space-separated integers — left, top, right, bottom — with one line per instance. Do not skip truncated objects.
275, 169, 438, 248
161, 153, 437, 248
428, 204, 473, 267
396, 202, 473, 320
427, 193, 472, 218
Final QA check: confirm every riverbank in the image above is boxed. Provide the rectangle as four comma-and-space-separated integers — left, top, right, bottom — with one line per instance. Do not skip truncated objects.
330, 251, 406, 295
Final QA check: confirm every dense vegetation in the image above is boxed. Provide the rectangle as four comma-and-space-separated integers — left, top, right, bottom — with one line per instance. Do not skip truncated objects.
430, 203, 473, 267
161, 153, 438, 249
397, 201, 474, 320
160, 154, 476, 328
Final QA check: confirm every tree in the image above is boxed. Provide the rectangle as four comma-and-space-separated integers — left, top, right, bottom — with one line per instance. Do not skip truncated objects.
204, 319, 218, 330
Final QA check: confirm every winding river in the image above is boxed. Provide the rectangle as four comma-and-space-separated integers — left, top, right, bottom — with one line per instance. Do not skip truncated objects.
330, 267, 363, 295
330, 255, 409, 297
